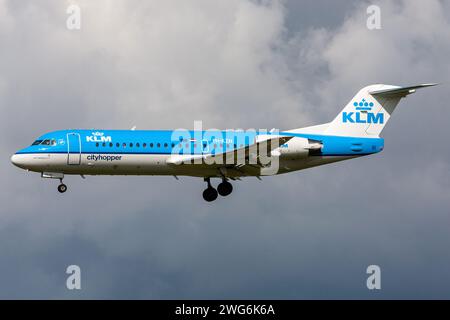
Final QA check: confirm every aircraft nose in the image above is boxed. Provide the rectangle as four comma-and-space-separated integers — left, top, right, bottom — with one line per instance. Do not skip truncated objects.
11, 154, 27, 169
11, 154, 19, 167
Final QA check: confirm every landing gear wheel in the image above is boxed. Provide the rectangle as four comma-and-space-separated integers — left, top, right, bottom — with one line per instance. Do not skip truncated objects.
58, 184, 67, 193
202, 187, 218, 202
217, 181, 233, 197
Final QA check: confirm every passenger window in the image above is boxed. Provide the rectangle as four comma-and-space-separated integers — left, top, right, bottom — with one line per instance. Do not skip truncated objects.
102, 142, 106, 147
143, 143, 147, 147
157, 143, 161, 148
150, 143, 154, 147
96, 143, 99, 147
171, 143, 175, 148
130, 143, 133, 147
116, 143, 120, 147
122, 143, 126, 148
136, 143, 140, 147
164, 143, 168, 148
109, 143, 113, 147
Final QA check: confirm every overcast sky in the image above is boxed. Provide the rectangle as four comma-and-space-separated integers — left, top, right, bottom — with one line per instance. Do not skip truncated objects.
1, 0, 450, 299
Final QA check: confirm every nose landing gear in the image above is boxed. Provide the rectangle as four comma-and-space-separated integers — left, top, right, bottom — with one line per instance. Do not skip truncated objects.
57, 178, 67, 193
41, 173, 68, 194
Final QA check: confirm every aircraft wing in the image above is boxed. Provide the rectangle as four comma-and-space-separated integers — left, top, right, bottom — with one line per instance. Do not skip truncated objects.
166, 135, 293, 167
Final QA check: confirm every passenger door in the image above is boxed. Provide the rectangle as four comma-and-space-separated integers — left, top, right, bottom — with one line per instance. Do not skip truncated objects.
67, 133, 81, 165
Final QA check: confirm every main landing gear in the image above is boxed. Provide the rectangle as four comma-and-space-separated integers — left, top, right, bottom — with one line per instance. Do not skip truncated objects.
202, 178, 233, 202
57, 178, 67, 193
217, 180, 233, 197
203, 178, 218, 202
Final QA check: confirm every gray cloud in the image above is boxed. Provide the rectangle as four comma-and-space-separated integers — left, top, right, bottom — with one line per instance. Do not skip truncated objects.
0, 0, 450, 298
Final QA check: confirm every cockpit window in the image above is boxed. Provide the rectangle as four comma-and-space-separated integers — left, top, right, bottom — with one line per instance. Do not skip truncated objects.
31, 140, 43, 146
40, 139, 57, 146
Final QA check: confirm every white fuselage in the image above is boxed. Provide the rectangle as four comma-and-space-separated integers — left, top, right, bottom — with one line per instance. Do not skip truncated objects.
11, 140, 354, 178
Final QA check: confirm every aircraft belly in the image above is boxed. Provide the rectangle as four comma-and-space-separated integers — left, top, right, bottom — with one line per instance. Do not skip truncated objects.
30, 153, 229, 177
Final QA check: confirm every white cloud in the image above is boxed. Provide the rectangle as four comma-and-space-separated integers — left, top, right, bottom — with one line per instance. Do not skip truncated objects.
0, 0, 313, 134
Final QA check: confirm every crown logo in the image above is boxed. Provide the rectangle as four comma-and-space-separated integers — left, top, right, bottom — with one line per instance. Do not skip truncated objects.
92, 131, 104, 136
353, 98, 374, 111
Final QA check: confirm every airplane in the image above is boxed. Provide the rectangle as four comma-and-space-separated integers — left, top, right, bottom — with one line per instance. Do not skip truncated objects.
11, 83, 436, 202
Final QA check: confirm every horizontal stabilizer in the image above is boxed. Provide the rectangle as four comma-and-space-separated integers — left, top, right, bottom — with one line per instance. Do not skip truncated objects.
369, 83, 438, 98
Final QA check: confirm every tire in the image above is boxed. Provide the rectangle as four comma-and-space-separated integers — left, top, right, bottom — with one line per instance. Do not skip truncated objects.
58, 184, 67, 193
217, 181, 233, 197
203, 187, 218, 202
